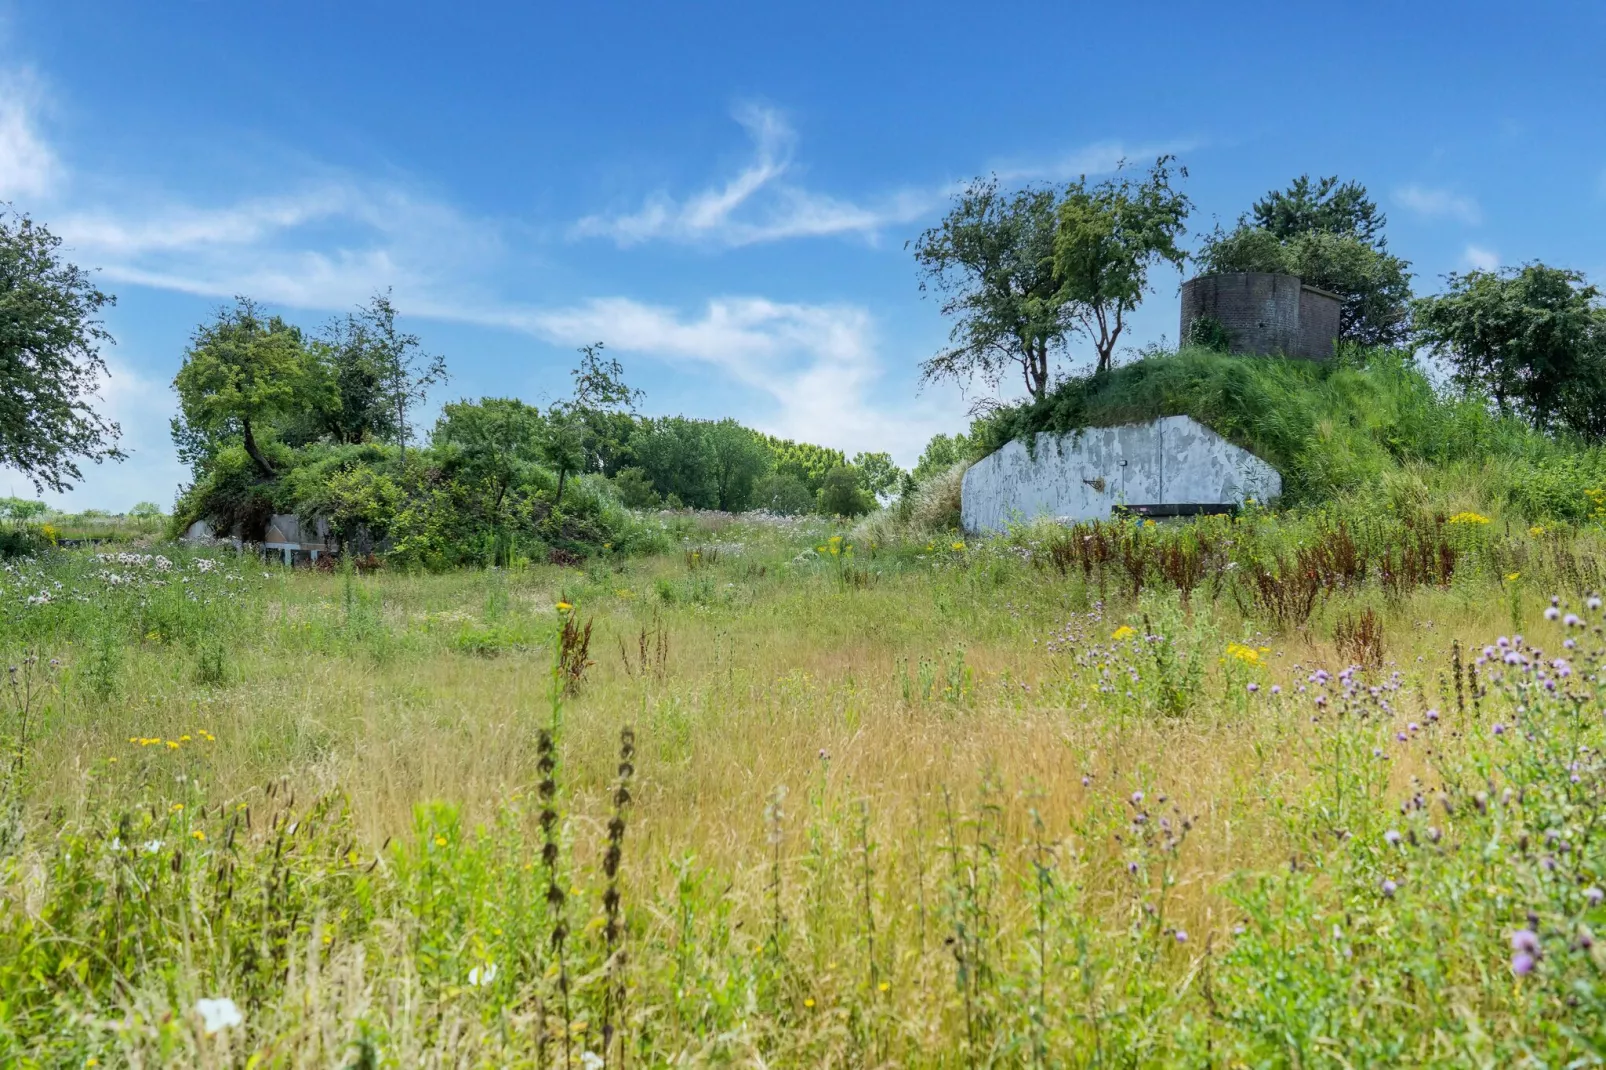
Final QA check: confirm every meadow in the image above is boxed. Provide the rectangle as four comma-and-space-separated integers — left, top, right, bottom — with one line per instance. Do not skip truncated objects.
2, 502, 1606, 1067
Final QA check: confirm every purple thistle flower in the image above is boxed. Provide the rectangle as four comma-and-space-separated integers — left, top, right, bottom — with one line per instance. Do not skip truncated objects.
1512, 951, 1536, 976
1247, 682, 1259, 693
1271, 684, 1282, 695
1384, 829, 1402, 845
1130, 791, 1144, 805
1545, 606, 1561, 621
1586, 887, 1604, 907
1380, 879, 1397, 897
1565, 613, 1581, 628
1174, 929, 1188, 943
1493, 723, 1506, 736
1427, 708, 1439, 722
1511, 929, 1540, 955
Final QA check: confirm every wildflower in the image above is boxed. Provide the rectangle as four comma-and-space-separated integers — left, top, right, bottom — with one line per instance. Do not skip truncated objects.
1130, 791, 1144, 805
1512, 929, 1540, 955
803, 998, 816, 1008
1111, 625, 1136, 641
1493, 723, 1506, 736
1512, 952, 1536, 976
1564, 613, 1581, 628
468, 962, 498, 987
878, 981, 890, 992
1589, 596, 1602, 611
1530, 525, 1546, 537
434, 835, 447, 847
1174, 929, 1188, 943
1271, 685, 1282, 695
191, 830, 205, 842
194, 997, 243, 1035
1225, 642, 1262, 665
950, 541, 966, 552
1384, 829, 1402, 846
1447, 512, 1491, 525
1545, 606, 1560, 621
170, 803, 184, 813
555, 601, 574, 613
1586, 887, 1604, 907
1380, 879, 1397, 897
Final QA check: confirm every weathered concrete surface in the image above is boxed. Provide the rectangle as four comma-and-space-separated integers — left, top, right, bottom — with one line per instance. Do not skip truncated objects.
1180, 272, 1340, 360
960, 415, 1281, 534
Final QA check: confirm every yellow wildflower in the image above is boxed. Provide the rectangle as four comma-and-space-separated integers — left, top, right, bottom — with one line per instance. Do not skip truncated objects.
1225, 642, 1262, 666
1447, 511, 1491, 525
191, 830, 205, 842
1529, 525, 1545, 537
170, 803, 184, 813
555, 601, 573, 612
166, 740, 180, 750
1111, 625, 1136, 641
434, 835, 447, 847
804, 998, 816, 1008
951, 541, 966, 552
878, 981, 891, 992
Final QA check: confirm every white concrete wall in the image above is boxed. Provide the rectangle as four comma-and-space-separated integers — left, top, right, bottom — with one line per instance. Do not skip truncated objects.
960, 415, 1281, 533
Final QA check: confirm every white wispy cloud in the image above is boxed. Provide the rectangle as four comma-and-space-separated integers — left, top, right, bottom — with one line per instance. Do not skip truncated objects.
1395, 184, 1482, 224
0, 69, 59, 200
55, 183, 506, 315
1462, 244, 1500, 271
573, 104, 945, 248
518, 295, 957, 463
574, 106, 1188, 248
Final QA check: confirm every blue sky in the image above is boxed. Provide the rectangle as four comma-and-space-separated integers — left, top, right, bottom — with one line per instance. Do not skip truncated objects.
2, 1, 1603, 510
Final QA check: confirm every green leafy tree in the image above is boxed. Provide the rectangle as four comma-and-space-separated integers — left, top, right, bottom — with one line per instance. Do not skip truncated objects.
1414, 264, 1606, 436
817, 465, 876, 517
357, 290, 447, 463
706, 419, 770, 511
911, 432, 973, 484
762, 435, 846, 495
851, 451, 905, 503
305, 310, 404, 446
912, 180, 1071, 401
173, 298, 317, 479
1251, 174, 1386, 246
433, 398, 546, 511
1054, 156, 1192, 373
630, 417, 717, 508
0, 210, 124, 491
128, 501, 163, 520
0, 496, 48, 522
752, 471, 813, 514
1197, 176, 1413, 348
610, 466, 661, 509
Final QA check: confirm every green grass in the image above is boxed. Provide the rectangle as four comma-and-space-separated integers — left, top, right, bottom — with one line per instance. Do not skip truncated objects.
1, 510, 1606, 1065
975, 347, 1606, 518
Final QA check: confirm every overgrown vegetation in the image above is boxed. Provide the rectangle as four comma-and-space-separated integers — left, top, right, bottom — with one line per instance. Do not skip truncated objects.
2, 507, 1606, 1063
966, 346, 1606, 520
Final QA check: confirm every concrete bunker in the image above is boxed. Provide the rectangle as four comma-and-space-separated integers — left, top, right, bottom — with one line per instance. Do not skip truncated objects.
960, 415, 1281, 534
1180, 272, 1340, 360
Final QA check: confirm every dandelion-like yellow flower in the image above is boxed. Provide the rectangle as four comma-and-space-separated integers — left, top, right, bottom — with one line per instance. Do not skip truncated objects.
804, 998, 816, 1008
1506, 572, 1521, 582
951, 541, 966, 552
191, 830, 205, 842
878, 981, 891, 992
1111, 625, 1136, 641
170, 803, 184, 813
1447, 511, 1491, 525
1225, 642, 1262, 665
434, 835, 447, 847
1529, 525, 1546, 537
555, 602, 573, 613
166, 740, 180, 750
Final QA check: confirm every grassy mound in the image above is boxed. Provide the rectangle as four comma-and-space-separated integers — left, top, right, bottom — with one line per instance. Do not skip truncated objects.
973, 347, 1606, 520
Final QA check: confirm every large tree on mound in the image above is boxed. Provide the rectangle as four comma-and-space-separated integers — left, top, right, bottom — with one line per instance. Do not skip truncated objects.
0, 210, 124, 491
1415, 263, 1606, 438
1054, 156, 1191, 374
1196, 175, 1413, 348
911, 180, 1070, 402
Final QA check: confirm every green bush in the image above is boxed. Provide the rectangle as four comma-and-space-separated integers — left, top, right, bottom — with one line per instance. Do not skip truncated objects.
817, 466, 875, 517
752, 472, 813, 515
